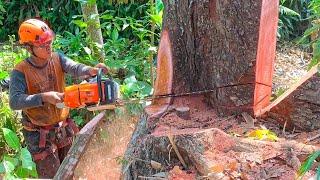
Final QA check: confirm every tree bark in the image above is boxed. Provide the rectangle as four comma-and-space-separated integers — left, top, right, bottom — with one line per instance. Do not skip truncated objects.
161, 0, 278, 116
81, 1, 105, 62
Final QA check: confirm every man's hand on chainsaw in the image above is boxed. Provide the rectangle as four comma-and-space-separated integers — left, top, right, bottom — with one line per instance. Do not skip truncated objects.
41, 91, 64, 105
89, 63, 109, 76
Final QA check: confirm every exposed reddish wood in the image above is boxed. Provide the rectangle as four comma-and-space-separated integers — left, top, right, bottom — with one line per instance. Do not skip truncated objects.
122, 115, 320, 179
149, 30, 173, 107
257, 65, 320, 131
54, 111, 106, 180
145, 30, 173, 128
253, 0, 279, 115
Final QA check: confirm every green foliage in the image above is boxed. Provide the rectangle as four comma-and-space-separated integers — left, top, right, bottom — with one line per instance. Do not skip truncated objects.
297, 150, 320, 179
278, 0, 311, 40
0, 1, 82, 41
278, 5, 301, 39
54, 2, 162, 101
299, 0, 320, 69
0, 128, 38, 179
0, 36, 28, 81
0, 1, 153, 41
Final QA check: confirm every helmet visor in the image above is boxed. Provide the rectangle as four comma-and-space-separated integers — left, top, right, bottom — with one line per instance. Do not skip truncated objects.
34, 30, 54, 46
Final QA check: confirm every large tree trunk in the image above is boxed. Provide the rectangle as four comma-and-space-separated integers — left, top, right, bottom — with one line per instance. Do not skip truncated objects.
162, 0, 278, 116
81, 1, 105, 62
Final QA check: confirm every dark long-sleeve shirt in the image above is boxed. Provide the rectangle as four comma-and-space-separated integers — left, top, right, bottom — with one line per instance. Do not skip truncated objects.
9, 53, 92, 110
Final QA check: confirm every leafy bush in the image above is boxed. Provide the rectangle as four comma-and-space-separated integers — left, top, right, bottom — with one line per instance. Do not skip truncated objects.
0, 0, 150, 41
278, 0, 310, 40
278, 4, 301, 39
299, 0, 320, 68
0, 128, 37, 179
54, 1, 164, 101
0, 35, 36, 179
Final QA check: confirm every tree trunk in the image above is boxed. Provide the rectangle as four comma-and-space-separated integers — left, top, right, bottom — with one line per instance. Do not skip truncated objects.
81, 1, 105, 62
161, 0, 278, 116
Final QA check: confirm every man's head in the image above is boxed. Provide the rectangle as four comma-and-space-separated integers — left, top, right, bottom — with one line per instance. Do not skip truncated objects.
18, 19, 54, 60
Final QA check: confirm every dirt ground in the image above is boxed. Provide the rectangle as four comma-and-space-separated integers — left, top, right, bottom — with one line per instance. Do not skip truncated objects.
273, 42, 311, 94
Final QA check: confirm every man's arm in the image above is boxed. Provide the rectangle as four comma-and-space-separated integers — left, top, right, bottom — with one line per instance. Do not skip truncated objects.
9, 70, 43, 110
58, 53, 92, 77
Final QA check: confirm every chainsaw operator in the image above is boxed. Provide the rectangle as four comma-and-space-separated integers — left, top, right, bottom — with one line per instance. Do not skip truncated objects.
9, 18, 108, 178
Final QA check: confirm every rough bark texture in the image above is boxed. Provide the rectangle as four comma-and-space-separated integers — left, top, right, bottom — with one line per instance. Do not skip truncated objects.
162, 0, 264, 115
81, 2, 105, 62
265, 66, 320, 131
54, 111, 105, 180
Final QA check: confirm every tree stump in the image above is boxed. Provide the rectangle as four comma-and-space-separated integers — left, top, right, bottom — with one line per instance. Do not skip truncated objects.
122, 112, 319, 179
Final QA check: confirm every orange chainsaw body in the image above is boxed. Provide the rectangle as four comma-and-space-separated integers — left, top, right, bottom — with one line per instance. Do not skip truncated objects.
64, 83, 102, 108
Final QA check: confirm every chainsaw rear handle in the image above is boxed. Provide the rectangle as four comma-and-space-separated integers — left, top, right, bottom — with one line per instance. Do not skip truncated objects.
97, 68, 103, 102
96, 68, 112, 102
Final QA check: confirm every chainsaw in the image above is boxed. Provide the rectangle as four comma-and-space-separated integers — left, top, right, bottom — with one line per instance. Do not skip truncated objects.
57, 69, 245, 111
57, 69, 120, 110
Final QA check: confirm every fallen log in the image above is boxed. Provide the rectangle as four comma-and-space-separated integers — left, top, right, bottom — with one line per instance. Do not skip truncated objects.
54, 111, 106, 180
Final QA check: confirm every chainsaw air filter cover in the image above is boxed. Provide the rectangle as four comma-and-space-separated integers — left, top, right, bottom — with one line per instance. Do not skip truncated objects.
102, 79, 119, 104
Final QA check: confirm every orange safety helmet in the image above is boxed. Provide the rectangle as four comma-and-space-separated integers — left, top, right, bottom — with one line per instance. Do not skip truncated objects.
18, 19, 54, 46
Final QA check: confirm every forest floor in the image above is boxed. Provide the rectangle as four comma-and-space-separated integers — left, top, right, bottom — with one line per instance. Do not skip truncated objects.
74, 43, 316, 180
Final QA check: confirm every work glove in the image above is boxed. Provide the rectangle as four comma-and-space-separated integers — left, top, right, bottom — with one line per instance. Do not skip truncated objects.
41, 91, 64, 105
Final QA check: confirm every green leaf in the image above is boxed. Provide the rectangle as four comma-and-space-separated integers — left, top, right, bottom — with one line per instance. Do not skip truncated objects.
136, 81, 152, 96
2, 128, 21, 150
111, 28, 119, 41
156, 0, 164, 14
83, 47, 92, 55
20, 148, 33, 170
297, 151, 320, 178
124, 75, 137, 84
3, 156, 19, 167
4, 173, 18, 180
0, 162, 5, 173
73, 20, 87, 28
0, 71, 9, 80
100, 14, 113, 20
15, 167, 28, 178
2, 159, 15, 173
